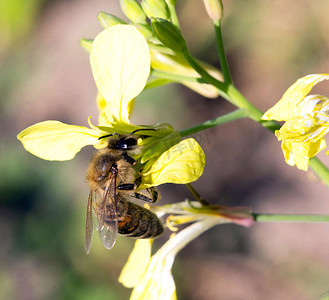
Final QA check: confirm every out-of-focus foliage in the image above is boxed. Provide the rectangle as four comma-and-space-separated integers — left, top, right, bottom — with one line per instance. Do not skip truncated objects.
0, 0, 44, 55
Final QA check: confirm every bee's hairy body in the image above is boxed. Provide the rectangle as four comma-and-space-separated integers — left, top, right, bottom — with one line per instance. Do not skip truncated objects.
115, 195, 163, 238
87, 148, 135, 192
85, 134, 163, 253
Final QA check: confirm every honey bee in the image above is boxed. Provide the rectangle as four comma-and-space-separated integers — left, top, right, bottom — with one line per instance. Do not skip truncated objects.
85, 132, 163, 254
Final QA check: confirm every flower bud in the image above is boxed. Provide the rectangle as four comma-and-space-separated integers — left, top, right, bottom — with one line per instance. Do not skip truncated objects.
80, 38, 93, 52
151, 18, 186, 52
203, 0, 223, 21
141, 0, 170, 20
165, 0, 177, 5
97, 12, 126, 28
120, 0, 147, 24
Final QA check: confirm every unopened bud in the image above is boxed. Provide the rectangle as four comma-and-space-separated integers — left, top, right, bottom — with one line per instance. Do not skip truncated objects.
97, 12, 126, 28
80, 38, 93, 52
165, 0, 177, 5
141, 0, 170, 20
120, 0, 147, 24
151, 18, 186, 52
203, 0, 223, 21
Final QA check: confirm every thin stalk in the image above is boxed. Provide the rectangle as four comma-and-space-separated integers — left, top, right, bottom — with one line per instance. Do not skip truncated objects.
309, 157, 329, 184
214, 20, 232, 84
186, 183, 209, 206
181, 48, 228, 93
179, 109, 247, 137
226, 85, 281, 131
253, 213, 329, 223
181, 48, 279, 129
181, 48, 280, 129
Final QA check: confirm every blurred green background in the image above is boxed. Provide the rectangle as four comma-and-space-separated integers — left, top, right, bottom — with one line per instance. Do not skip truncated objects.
1, 0, 329, 299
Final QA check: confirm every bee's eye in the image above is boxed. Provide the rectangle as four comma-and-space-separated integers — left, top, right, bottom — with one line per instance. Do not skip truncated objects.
116, 137, 137, 150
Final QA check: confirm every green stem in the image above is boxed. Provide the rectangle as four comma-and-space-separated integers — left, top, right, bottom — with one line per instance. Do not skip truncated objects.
309, 157, 329, 184
186, 183, 209, 206
226, 85, 281, 131
214, 20, 232, 84
179, 108, 247, 137
253, 213, 329, 222
226, 85, 262, 121
181, 48, 280, 130
181, 48, 228, 94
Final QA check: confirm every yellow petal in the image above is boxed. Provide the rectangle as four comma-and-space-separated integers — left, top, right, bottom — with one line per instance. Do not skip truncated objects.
96, 92, 114, 126
281, 139, 326, 171
119, 240, 153, 288
127, 249, 176, 300
90, 25, 150, 123
130, 264, 176, 300
275, 116, 329, 170
276, 116, 329, 143
141, 138, 205, 188
17, 121, 102, 161
262, 74, 329, 121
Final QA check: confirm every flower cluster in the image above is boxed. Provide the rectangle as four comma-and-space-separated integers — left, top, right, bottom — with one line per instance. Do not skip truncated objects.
82, 0, 223, 99
262, 74, 329, 171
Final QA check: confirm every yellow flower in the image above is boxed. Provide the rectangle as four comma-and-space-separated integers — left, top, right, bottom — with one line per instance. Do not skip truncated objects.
262, 74, 329, 171
92, 11, 223, 99
17, 24, 205, 186
118, 202, 253, 300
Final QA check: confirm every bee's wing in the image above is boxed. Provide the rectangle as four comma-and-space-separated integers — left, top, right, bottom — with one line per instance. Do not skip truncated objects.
98, 171, 118, 251
85, 189, 94, 254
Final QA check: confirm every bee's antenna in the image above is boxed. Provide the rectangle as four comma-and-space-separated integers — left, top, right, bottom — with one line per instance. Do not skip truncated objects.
98, 133, 119, 140
130, 128, 157, 135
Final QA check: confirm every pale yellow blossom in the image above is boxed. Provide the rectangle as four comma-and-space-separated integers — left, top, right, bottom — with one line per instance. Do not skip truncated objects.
262, 74, 329, 170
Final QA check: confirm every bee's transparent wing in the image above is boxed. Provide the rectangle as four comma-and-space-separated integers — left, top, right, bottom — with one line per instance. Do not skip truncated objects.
85, 189, 94, 254
98, 172, 118, 251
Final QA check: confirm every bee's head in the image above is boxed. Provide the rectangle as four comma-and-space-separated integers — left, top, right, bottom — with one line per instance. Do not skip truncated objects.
114, 136, 138, 151
99, 128, 157, 153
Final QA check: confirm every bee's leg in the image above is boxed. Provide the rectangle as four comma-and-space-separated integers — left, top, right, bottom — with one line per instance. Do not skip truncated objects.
134, 187, 159, 203
121, 152, 136, 165
131, 177, 159, 203
117, 183, 135, 191
134, 176, 142, 187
